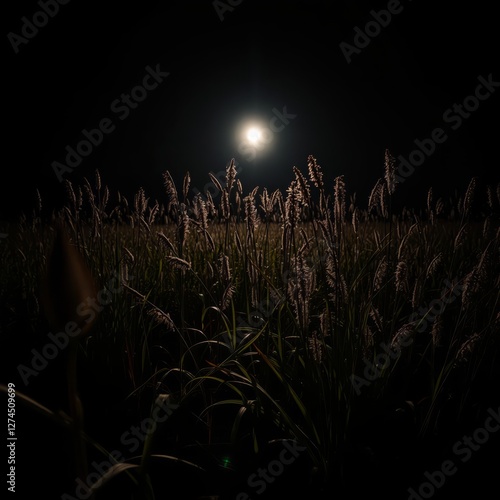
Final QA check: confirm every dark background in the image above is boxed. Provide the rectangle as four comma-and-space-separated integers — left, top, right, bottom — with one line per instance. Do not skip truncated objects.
3, 0, 499, 222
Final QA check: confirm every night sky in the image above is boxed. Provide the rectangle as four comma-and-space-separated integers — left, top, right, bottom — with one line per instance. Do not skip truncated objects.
4, 0, 499, 221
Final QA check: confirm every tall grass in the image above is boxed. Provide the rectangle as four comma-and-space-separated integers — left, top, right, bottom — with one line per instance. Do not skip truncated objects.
1, 153, 499, 498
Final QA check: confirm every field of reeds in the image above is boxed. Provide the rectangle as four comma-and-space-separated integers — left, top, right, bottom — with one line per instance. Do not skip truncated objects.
1, 152, 499, 499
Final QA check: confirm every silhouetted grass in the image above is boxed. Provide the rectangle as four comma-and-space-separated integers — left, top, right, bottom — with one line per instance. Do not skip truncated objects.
1, 153, 499, 499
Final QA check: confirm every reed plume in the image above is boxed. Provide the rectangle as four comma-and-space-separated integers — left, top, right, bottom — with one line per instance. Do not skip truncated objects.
384, 148, 396, 195
395, 260, 409, 294
287, 252, 315, 332
463, 177, 477, 218
308, 331, 324, 364
226, 158, 237, 193
183, 171, 191, 202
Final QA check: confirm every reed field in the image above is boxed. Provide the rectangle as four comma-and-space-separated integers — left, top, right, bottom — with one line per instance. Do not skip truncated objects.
1, 152, 499, 499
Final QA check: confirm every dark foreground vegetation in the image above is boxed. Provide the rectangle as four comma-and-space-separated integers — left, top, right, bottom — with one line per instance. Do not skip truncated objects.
1, 153, 499, 499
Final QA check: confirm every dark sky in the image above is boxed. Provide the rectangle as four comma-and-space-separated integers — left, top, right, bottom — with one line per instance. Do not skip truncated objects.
3, 0, 499, 221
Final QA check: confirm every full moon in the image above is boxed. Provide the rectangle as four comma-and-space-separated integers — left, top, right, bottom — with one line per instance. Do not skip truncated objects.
247, 127, 262, 144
